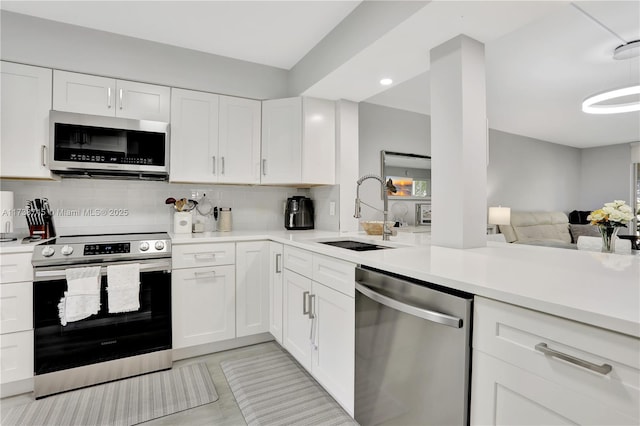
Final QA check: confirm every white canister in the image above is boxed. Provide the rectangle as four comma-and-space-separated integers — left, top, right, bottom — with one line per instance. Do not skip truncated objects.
173, 211, 192, 234
218, 207, 232, 232
0, 191, 14, 234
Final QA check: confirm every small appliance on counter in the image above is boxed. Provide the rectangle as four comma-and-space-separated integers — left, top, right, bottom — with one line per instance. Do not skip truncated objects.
1, 191, 16, 242
285, 196, 314, 230
217, 207, 232, 232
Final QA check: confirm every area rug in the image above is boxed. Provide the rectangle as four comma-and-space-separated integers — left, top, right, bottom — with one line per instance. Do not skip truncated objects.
1, 362, 218, 426
221, 349, 356, 426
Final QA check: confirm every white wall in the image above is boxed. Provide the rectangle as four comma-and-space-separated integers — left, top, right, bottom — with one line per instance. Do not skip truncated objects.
0, 11, 288, 100
1, 179, 307, 236
579, 143, 633, 210
487, 129, 581, 212
358, 102, 430, 226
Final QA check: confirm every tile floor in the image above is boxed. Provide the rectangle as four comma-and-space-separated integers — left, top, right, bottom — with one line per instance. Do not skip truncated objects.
0, 341, 283, 426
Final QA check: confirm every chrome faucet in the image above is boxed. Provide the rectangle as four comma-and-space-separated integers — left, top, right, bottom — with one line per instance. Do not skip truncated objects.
354, 174, 397, 241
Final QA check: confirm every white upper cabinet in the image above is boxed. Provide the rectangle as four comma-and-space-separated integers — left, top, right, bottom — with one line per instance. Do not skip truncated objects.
301, 97, 336, 185
1, 61, 53, 179
218, 95, 261, 184
53, 70, 170, 122
170, 89, 261, 184
261, 97, 302, 184
169, 88, 220, 183
261, 97, 335, 185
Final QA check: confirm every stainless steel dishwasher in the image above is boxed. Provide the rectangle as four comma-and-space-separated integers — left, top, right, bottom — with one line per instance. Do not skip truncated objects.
355, 266, 473, 426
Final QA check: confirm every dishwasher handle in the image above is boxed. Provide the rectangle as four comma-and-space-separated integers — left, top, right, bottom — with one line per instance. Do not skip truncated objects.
355, 282, 463, 328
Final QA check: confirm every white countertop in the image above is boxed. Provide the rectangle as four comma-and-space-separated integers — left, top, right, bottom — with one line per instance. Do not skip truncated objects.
3, 229, 637, 337
171, 229, 640, 338
0, 236, 46, 254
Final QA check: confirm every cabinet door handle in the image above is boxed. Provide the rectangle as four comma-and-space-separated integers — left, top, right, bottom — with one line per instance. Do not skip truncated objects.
212, 156, 216, 174
535, 343, 612, 375
41, 145, 47, 167
262, 159, 267, 175
302, 291, 310, 315
275, 253, 282, 273
119, 88, 124, 110
221, 156, 225, 175
308, 294, 316, 319
107, 87, 112, 109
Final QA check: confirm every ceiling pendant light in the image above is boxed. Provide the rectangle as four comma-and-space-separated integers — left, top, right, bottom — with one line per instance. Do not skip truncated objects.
613, 39, 640, 60
572, 3, 640, 115
582, 85, 640, 114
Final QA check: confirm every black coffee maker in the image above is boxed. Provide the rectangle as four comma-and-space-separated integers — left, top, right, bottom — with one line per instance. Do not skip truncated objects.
285, 196, 314, 230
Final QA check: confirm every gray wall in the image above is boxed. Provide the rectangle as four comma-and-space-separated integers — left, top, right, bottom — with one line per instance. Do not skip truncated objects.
579, 143, 632, 210
358, 105, 632, 216
487, 129, 581, 212
1, 11, 288, 100
358, 102, 430, 225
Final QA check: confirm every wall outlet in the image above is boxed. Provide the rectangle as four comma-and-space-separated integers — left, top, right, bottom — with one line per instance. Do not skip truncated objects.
329, 201, 336, 216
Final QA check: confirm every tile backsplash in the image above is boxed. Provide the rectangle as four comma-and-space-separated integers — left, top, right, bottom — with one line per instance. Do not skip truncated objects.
1, 179, 311, 235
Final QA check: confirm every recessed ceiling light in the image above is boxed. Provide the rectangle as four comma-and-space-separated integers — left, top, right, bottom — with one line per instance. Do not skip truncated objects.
380, 78, 393, 86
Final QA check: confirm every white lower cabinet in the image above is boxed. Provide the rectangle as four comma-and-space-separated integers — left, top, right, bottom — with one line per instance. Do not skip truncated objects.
309, 281, 354, 413
235, 241, 270, 338
471, 297, 640, 425
0, 330, 34, 385
172, 263, 235, 349
0, 251, 35, 395
268, 242, 284, 343
283, 269, 313, 370
282, 249, 355, 415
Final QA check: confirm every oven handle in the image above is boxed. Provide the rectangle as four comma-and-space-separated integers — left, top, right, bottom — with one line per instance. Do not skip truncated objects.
34, 260, 171, 281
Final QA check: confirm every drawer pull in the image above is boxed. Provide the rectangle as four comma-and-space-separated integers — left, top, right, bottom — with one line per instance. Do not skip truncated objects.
194, 253, 216, 260
535, 343, 612, 375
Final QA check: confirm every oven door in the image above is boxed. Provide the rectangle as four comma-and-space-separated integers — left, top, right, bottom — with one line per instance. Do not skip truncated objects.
33, 259, 171, 375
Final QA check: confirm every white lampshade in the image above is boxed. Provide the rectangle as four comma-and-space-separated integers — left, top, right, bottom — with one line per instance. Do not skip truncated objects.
488, 206, 511, 226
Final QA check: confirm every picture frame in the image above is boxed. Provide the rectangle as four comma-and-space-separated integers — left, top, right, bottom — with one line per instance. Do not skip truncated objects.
416, 203, 431, 226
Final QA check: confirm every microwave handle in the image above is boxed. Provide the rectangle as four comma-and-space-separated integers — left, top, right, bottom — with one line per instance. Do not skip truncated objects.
41, 145, 47, 167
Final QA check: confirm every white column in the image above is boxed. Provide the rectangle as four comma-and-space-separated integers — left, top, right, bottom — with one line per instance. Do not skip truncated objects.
336, 99, 360, 232
430, 35, 487, 249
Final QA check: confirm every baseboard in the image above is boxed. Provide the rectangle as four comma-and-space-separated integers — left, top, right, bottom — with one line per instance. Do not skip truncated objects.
172, 333, 275, 361
1, 378, 34, 398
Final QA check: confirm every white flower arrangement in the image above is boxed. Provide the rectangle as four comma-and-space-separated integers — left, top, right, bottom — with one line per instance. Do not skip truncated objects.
587, 200, 634, 227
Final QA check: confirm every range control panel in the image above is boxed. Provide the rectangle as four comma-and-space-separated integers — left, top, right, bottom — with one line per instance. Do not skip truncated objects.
84, 243, 131, 256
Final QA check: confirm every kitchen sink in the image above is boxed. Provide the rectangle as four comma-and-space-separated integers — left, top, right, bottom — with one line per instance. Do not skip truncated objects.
319, 240, 393, 251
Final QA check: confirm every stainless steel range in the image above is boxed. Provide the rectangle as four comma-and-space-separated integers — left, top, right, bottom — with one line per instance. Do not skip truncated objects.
32, 232, 172, 398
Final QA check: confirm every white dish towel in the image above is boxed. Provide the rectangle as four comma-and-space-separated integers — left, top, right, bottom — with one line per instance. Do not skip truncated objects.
107, 263, 141, 313
58, 266, 101, 326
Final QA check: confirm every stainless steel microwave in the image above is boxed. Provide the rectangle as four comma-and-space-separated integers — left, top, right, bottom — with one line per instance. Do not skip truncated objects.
49, 110, 169, 179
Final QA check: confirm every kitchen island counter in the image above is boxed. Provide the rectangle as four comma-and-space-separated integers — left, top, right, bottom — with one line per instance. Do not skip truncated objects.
170, 230, 640, 338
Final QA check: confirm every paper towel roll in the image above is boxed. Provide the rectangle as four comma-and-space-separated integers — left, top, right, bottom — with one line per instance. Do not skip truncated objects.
0, 191, 14, 234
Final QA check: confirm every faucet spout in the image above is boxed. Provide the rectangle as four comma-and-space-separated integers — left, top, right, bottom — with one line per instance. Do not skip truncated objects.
354, 174, 396, 241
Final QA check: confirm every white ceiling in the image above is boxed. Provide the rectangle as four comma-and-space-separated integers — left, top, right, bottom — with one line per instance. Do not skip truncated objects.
1, 0, 639, 148
0, 0, 361, 70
